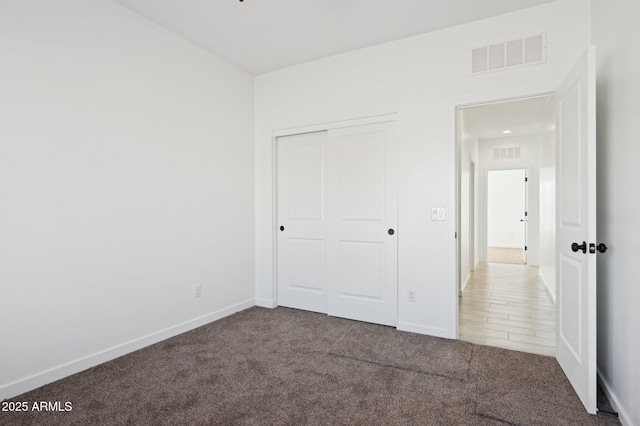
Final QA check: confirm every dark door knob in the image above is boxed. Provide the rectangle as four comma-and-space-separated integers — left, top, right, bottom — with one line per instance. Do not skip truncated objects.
388, 229, 395, 235
279, 226, 285, 231
597, 243, 608, 253
571, 241, 587, 253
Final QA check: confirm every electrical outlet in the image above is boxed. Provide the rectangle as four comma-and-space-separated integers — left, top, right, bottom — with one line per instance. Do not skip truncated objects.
194, 284, 201, 298
408, 289, 416, 302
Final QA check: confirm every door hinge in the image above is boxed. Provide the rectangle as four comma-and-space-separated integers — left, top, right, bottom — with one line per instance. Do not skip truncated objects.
525, 177, 528, 182
455, 232, 457, 239
525, 246, 528, 251
525, 211, 528, 217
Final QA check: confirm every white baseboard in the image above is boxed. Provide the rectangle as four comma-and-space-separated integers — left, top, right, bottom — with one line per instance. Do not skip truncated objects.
598, 369, 633, 426
538, 272, 556, 304
461, 274, 471, 294
254, 298, 277, 308
0, 299, 255, 401
396, 321, 454, 339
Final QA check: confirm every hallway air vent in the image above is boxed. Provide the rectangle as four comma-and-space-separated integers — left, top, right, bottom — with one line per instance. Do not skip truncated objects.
494, 147, 521, 160
471, 33, 546, 75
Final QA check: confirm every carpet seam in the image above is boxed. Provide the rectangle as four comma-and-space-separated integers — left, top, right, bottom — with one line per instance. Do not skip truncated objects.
463, 341, 475, 382
471, 344, 480, 418
327, 321, 357, 353
473, 412, 522, 425
326, 352, 466, 382
470, 345, 521, 426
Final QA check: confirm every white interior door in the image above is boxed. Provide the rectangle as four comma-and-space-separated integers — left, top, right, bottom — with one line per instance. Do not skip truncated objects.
523, 170, 528, 264
555, 46, 597, 414
326, 122, 398, 326
277, 131, 328, 313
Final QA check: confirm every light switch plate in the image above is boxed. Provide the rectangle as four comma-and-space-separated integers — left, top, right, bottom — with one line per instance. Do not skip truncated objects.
431, 208, 446, 221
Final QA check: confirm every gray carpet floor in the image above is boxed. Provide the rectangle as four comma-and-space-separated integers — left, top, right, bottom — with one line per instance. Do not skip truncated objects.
2, 307, 620, 425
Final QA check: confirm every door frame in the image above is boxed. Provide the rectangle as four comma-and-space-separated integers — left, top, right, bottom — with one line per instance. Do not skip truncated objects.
271, 113, 398, 308
453, 89, 555, 338
469, 158, 475, 272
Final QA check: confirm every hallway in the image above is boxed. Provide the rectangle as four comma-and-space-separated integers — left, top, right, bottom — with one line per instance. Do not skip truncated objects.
459, 262, 556, 356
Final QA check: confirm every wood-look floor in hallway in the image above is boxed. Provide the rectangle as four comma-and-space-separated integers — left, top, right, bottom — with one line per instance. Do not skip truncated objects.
459, 262, 556, 356
486, 246, 525, 264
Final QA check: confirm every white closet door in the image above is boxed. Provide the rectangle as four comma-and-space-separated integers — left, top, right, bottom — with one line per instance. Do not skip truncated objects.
277, 131, 328, 313
327, 122, 398, 326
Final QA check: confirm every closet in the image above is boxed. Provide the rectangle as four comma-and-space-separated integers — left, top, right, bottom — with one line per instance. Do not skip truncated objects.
276, 121, 398, 326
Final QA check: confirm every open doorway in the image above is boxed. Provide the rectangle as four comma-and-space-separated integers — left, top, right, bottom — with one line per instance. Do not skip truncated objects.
456, 95, 557, 356
486, 169, 527, 265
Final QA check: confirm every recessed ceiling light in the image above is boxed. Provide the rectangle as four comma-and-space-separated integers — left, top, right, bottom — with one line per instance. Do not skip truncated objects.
502, 130, 512, 134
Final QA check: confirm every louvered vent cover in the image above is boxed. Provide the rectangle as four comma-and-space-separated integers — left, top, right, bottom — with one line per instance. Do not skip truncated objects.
494, 147, 521, 160
472, 33, 546, 75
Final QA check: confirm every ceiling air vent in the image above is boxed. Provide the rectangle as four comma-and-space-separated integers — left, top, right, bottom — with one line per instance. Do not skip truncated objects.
494, 147, 521, 160
471, 33, 546, 75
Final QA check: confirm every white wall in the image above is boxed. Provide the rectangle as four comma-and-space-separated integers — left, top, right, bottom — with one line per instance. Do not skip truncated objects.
255, 0, 589, 337
538, 98, 556, 301
458, 110, 479, 290
0, 0, 255, 399
478, 136, 540, 266
487, 170, 526, 248
592, 1, 640, 425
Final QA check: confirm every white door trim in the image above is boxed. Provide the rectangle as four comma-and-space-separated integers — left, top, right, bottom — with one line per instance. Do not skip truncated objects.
272, 113, 398, 138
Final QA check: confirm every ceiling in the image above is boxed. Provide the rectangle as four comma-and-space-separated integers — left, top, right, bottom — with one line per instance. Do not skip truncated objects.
462, 96, 553, 140
113, 0, 557, 75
